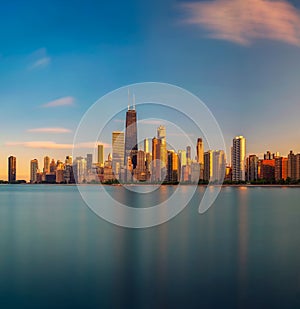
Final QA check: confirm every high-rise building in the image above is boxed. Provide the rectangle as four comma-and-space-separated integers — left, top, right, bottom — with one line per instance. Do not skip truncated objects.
134, 150, 148, 181
232, 136, 246, 182
178, 150, 187, 181
144, 138, 149, 154
112, 131, 125, 171
74, 157, 87, 183
186, 146, 191, 165
196, 138, 204, 164
30, 159, 39, 183
261, 159, 275, 182
64, 161, 75, 184
296, 154, 300, 181
157, 125, 166, 139
145, 152, 152, 174
288, 151, 297, 180
56, 168, 65, 183
157, 125, 167, 169
196, 138, 204, 180
151, 137, 161, 182
98, 144, 104, 167
43, 156, 50, 174
50, 159, 56, 173
124, 106, 138, 169
275, 157, 288, 181
167, 150, 178, 182
212, 150, 226, 183
178, 150, 187, 166
8, 156, 16, 183
204, 151, 213, 182
86, 154, 93, 172
204, 150, 225, 183
247, 155, 258, 182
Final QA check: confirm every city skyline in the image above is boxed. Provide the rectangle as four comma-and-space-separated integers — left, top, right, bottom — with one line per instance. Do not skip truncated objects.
2, 0, 300, 179
3, 113, 300, 184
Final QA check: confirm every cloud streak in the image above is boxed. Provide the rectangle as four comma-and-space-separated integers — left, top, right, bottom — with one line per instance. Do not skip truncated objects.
139, 119, 167, 126
28, 48, 51, 70
41, 96, 75, 108
27, 127, 72, 134
181, 0, 300, 46
6, 141, 73, 150
30, 57, 51, 69
6, 141, 110, 150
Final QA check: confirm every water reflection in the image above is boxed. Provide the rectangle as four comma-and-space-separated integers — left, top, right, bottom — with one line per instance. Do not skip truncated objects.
0, 185, 300, 308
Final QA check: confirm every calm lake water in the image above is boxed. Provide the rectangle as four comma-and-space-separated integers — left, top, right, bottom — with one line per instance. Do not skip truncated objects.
0, 185, 300, 308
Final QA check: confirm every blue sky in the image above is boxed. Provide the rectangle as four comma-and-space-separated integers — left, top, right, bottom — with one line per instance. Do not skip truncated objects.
1, 0, 300, 179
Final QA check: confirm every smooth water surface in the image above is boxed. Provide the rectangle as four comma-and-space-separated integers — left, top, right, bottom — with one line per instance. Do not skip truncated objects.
0, 185, 300, 308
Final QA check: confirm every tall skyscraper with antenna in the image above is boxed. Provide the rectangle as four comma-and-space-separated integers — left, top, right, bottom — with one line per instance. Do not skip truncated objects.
124, 93, 138, 169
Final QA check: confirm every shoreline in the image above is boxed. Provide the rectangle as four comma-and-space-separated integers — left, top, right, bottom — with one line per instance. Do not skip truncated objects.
2, 183, 300, 188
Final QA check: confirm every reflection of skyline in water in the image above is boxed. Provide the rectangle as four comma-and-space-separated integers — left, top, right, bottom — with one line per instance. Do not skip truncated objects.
0, 185, 300, 308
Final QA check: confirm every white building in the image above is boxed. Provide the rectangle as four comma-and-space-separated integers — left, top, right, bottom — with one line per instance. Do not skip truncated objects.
232, 136, 246, 182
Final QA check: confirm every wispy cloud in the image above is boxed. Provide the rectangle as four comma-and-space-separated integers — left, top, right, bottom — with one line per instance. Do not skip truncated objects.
29, 48, 51, 70
41, 96, 75, 108
139, 119, 166, 126
30, 57, 51, 69
6, 141, 110, 150
181, 0, 300, 46
27, 127, 72, 134
6, 141, 73, 150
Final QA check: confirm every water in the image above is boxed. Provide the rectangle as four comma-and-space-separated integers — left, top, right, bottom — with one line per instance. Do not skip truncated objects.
0, 185, 300, 308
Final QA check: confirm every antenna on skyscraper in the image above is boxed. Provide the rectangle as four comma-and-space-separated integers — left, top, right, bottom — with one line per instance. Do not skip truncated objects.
128, 89, 130, 110
133, 93, 136, 110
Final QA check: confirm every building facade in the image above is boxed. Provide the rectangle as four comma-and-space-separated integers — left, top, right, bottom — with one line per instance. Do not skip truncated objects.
232, 136, 246, 182
124, 106, 138, 169
8, 156, 16, 183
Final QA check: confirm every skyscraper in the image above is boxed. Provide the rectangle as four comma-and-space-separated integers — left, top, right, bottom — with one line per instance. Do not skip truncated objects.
186, 146, 191, 165
203, 150, 225, 183
144, 138, 149, 154
157, 125, 166, 140
43, 156, 50, 174
178, 150, 187, 181
74, 157, 87, 183
167, 150, 179, 182
196, 138, 204, 164
134, 150, 147, 181
196, 138, 204, 180
112, 131, 125, 166
124, 106, 138, 169
204, 151, 213, 182
232, 136, 246, 182
247, 155, 258, 182
212, 150, 226, 183
152, 137, 161, 182
275, 157, 288, 181
50, 159, 56, 173
157, 125, 167, 169
8, 156, 16, 183
98, 144, 104, 166
86, 154, 93, 172
288, 150, 296, 180
30, 159, 39, 183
